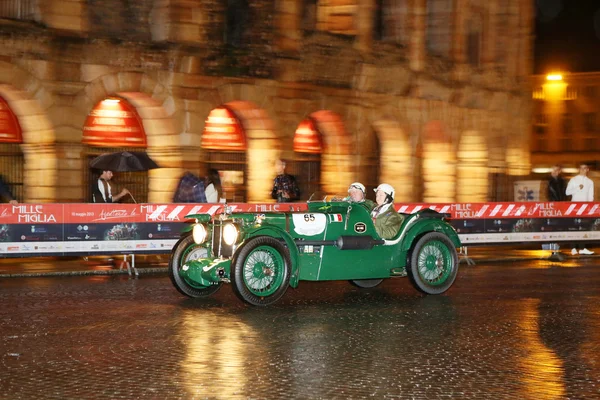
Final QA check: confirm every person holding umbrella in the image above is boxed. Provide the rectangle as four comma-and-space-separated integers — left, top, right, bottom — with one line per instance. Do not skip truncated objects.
89, 151, 159, 203
92, 170, 130, 203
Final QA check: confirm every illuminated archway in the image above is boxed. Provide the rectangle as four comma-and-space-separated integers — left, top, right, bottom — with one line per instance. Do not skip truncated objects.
422, 120, 456, 202
292, 117, 322, 199
370, 118, 412, 202
201, 106, 247, 202
457, 130, 488, 202
83, 95, 150, 203
0, 95, 24, 201
0, 79, 56, 203
201, 101, 279, 202
309, 110, 352, 195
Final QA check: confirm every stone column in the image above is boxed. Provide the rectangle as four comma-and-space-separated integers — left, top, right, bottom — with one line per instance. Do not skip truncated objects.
276, 0, 302, 53
21, 143, 58, 203
355, 0, 375, 52
408, 0, 426, 72
246, 138, 280, 202
456, 131, 488, 202
147, 147, 185, 204
452, 0, 467, 64
482, 1, 497, 69
517, 0, 534, 79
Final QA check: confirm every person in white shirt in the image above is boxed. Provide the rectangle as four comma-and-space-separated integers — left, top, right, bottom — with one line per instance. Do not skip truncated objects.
565, 164, 594, 255
204, 168, 225, 203
92, 170, 129, 203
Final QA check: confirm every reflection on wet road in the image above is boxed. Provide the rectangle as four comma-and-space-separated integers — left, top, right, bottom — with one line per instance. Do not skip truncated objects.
1, 259, 599, 399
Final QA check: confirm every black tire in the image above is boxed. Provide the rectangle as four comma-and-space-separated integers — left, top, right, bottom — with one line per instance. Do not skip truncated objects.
350, 279, 384, 288
169, 234, 222, 298
407, 232, 459, 295
230, 236, 291, 306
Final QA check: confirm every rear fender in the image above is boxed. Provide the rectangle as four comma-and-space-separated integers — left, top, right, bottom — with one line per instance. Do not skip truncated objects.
401, 219, 461, 253
244, 226, 301, 288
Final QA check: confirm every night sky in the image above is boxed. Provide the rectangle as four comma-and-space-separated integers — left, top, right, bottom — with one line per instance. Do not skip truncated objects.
534, 0, 600, 74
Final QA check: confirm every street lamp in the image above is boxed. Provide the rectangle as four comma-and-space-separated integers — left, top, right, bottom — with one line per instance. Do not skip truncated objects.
546, 74, 563, 81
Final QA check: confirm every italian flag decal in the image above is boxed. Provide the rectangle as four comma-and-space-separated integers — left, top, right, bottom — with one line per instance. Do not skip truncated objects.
330, 214, 342, 222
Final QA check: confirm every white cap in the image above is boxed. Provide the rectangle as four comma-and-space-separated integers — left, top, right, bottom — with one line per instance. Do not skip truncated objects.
348, 182, 366, 194
374, 183, 395, 201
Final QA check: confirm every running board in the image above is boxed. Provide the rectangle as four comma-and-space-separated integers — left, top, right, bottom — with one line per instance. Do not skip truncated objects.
390, 268, 407, 277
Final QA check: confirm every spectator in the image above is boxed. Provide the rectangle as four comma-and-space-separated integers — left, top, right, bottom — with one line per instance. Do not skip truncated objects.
271, 159, 300, 203
173, 172, 206, 203
0, 175, 18, 205
92, 170, 130, 203
565, 164, 594, 255
205, 169, 225, 203
547, 165, 566, 201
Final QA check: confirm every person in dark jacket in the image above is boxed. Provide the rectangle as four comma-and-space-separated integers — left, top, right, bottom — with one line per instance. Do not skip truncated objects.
271, 159, 300, 203
0, 175, 18, 204
547, 164, 566, 201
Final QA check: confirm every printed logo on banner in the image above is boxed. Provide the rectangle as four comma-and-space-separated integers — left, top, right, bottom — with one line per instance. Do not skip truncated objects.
93, 208, 138, 222
14, 205, 57, 223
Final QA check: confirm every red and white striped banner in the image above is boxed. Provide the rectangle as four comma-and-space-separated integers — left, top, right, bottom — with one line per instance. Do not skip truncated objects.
1, 202, 599, 224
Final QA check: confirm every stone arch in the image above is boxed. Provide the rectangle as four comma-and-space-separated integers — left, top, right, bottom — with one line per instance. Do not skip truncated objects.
74, 72, 180, 202
368, 115, 412, 202
422, 120, 456, 202
309, 110, 352, 195
217, 100, 280, 202
457, 130, 488, 202
0, 61, 57, 202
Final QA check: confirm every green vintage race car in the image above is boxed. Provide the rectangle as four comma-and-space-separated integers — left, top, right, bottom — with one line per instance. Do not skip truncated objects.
169, 200, 461, 306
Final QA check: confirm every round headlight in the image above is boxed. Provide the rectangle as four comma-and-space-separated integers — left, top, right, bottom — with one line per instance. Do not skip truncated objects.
192, 224, 207, 244
223, 223, 238, 246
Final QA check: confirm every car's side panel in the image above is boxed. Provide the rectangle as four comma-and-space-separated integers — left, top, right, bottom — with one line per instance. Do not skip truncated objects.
296, 204, 402, 281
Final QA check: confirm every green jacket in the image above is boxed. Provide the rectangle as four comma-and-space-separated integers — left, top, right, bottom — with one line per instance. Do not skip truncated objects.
373, 205, 404, 239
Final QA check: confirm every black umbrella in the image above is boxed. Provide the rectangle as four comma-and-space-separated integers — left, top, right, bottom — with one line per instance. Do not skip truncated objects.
89, 151, 159, 172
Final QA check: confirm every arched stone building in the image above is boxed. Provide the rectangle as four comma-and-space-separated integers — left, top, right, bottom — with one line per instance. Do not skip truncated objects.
0, 0, 533, 203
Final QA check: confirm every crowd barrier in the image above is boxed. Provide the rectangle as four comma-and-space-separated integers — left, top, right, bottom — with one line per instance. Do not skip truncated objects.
1, 201, 600, 258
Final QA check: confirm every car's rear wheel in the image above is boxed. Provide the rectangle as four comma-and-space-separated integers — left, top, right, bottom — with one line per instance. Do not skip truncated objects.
231, 236, 291, 306
350, 279, 384, 288
169, 234, 222, 298
408, 232, 458, 294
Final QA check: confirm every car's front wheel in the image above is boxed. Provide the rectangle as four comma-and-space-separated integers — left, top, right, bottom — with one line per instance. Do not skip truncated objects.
408, 232, 458, 294
169, 234, 222, 298
231, 236, 291, 306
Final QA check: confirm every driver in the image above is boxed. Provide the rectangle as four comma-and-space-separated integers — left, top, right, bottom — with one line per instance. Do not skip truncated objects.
371, 183, 404, 239
344, 182, 376, 211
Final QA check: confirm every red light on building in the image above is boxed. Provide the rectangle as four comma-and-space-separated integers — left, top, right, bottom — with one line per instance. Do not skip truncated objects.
293, 118, 322, 154
0, 96, 23, 143
201, 107, 247, 151
82, 98, 147, 147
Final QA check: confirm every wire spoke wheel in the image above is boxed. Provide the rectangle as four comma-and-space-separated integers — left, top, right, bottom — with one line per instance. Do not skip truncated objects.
408, 232, 458, 295
417, 240, 452, 284
231, 236, 291, 306
243, 246, 284, 296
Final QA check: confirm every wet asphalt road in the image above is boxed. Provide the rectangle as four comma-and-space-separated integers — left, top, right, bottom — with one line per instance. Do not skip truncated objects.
1, 258, 599, 400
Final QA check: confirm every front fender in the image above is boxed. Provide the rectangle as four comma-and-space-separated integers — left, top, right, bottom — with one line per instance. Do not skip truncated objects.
180, 214, 212, 234
243, 226, 301, 288
401, 219, 461, 253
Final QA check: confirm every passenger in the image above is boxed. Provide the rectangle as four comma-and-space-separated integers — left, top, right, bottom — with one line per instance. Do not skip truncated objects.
371, 183, 404, 239
344, 182, 376, 211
